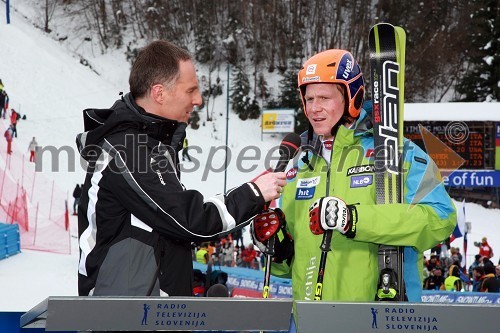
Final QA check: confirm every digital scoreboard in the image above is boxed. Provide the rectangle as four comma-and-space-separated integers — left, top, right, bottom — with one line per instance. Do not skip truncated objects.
404, 121, 491, 170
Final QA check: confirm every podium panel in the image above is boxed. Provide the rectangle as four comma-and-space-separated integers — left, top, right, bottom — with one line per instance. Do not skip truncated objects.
296, 301, 499, 333
21, 296, 293, 331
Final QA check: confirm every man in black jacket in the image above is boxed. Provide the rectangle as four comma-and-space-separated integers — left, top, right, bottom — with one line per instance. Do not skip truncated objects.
76, 40, 286, 297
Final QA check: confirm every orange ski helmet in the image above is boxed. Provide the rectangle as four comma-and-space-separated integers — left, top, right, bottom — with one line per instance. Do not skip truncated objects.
298, 49, 364, 120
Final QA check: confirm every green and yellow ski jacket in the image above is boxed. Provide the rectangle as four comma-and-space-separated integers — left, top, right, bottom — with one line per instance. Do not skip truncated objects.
273, 110, 457, 303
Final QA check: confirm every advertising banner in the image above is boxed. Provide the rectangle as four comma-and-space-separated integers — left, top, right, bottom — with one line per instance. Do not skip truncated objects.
262, 109, 295, 133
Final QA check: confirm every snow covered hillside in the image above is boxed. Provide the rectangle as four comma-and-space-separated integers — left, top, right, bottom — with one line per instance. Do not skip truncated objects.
0, 1, 498, 313
0, 1, 283, 311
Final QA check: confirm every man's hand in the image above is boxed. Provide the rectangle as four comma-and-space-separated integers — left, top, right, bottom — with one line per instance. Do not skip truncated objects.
309, 197, 357, 238
253, 172, 287, 202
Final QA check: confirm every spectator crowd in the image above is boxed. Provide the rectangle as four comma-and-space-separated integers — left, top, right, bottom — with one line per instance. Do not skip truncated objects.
193, 229, 264, 271
423, 237, 499, 293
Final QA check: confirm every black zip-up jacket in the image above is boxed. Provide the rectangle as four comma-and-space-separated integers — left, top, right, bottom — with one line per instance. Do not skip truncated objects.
76, 93, 265, 297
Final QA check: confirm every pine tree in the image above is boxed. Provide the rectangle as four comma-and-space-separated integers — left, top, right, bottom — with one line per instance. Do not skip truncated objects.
277, 62, 306, 133
455, 0, 500, 102
230, 66, 252, 120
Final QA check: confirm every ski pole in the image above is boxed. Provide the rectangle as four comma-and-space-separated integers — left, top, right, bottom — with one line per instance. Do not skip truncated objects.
262, 236, 275, 299
314, 230, 333, 300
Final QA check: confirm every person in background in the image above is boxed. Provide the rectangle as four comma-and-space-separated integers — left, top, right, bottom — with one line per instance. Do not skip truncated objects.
426, 254, 442, 272
241, 243, 257, 269
72, 184, 82, 215
75, 39, 286, 297
0, 90, 8, 119
423, 267, 444, 290
4, 125, 13, 155
231, 227, 244, 248
181, 136, 192, 161
471, 266, 485, 292
28, 137, 37, 162
474, 236, 494, 259
443, 265, 463, 291
468, 254, 482, 281
480, 264, 499, 292
10, 108, 19, 138
196, 242, 210, 264
220, 237, 235, 267
251, 48, 456, 307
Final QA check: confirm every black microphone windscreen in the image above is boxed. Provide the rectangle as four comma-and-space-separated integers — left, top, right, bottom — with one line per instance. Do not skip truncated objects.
279, 133, 301, 160
273, 133, 301, 173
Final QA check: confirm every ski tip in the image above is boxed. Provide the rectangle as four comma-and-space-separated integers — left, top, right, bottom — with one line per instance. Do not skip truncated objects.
370, 22, 396, 31
395, 26, 407, 39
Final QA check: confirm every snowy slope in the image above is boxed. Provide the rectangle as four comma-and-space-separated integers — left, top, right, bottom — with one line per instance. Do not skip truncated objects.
0, 2, 498, 313
0, 2, 282, 311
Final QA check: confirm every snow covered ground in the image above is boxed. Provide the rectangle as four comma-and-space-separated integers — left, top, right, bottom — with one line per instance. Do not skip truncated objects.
0, 1, 499, 313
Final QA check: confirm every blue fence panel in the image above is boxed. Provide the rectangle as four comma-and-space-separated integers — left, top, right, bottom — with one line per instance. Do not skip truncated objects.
0, 222, 21, 260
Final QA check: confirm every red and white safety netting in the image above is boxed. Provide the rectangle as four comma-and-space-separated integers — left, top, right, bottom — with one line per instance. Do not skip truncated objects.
0, 122, 70, 254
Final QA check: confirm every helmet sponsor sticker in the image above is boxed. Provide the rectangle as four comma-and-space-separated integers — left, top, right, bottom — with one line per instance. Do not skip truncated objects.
365, 148, 374, 158
337, 53, 353, 80
302, 76, 320, 83
346, 164, 374, 176
297, 176, 320, 188
306, 64, 317, 75
295, 187, 315, 200
350, 175, 373, 188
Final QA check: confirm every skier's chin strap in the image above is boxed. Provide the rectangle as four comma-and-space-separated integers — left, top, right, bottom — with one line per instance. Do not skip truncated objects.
330, 113, 354, 137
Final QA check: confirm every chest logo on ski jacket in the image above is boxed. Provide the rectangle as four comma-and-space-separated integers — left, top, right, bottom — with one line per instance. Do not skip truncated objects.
297, 176, 320, 188
347, 164, 374, 176
350, 175, 373, 188
286, 167, 298, 181
295, 187, 315, 200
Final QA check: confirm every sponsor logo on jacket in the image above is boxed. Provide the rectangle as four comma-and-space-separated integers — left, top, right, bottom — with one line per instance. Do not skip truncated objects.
350, 175, 373, 188
286, 167, 298, 181
346, 164, 374, 176
295, 188, 315, 200
297, 176, 320, 188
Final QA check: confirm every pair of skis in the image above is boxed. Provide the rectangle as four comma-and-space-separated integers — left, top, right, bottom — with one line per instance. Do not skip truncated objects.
370, 23, 407, 301
314, 23, 407, 302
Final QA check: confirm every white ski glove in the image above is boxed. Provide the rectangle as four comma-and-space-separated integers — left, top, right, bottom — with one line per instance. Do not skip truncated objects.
309, 197, 357, 238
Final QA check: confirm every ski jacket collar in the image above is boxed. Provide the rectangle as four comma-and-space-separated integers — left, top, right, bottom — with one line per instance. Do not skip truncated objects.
76, 93, 187, 161
300, 108, 373, 155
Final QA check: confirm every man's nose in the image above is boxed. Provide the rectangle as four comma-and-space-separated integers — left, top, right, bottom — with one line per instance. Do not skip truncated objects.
193, 91, 203, 106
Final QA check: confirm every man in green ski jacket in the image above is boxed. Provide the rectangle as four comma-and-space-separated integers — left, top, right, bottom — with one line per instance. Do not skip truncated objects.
251, 49, 457, 306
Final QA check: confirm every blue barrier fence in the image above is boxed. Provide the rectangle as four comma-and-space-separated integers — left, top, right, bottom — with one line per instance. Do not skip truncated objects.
422, 290, 500, 304
0, 222, 21, 260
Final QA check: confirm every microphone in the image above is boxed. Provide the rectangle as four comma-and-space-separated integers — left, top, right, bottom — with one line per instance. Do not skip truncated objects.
261, 133, 301, 301
273, 133, 302, 173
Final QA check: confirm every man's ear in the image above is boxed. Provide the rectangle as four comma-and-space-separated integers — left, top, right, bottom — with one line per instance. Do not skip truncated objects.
150, 84, 165, 103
